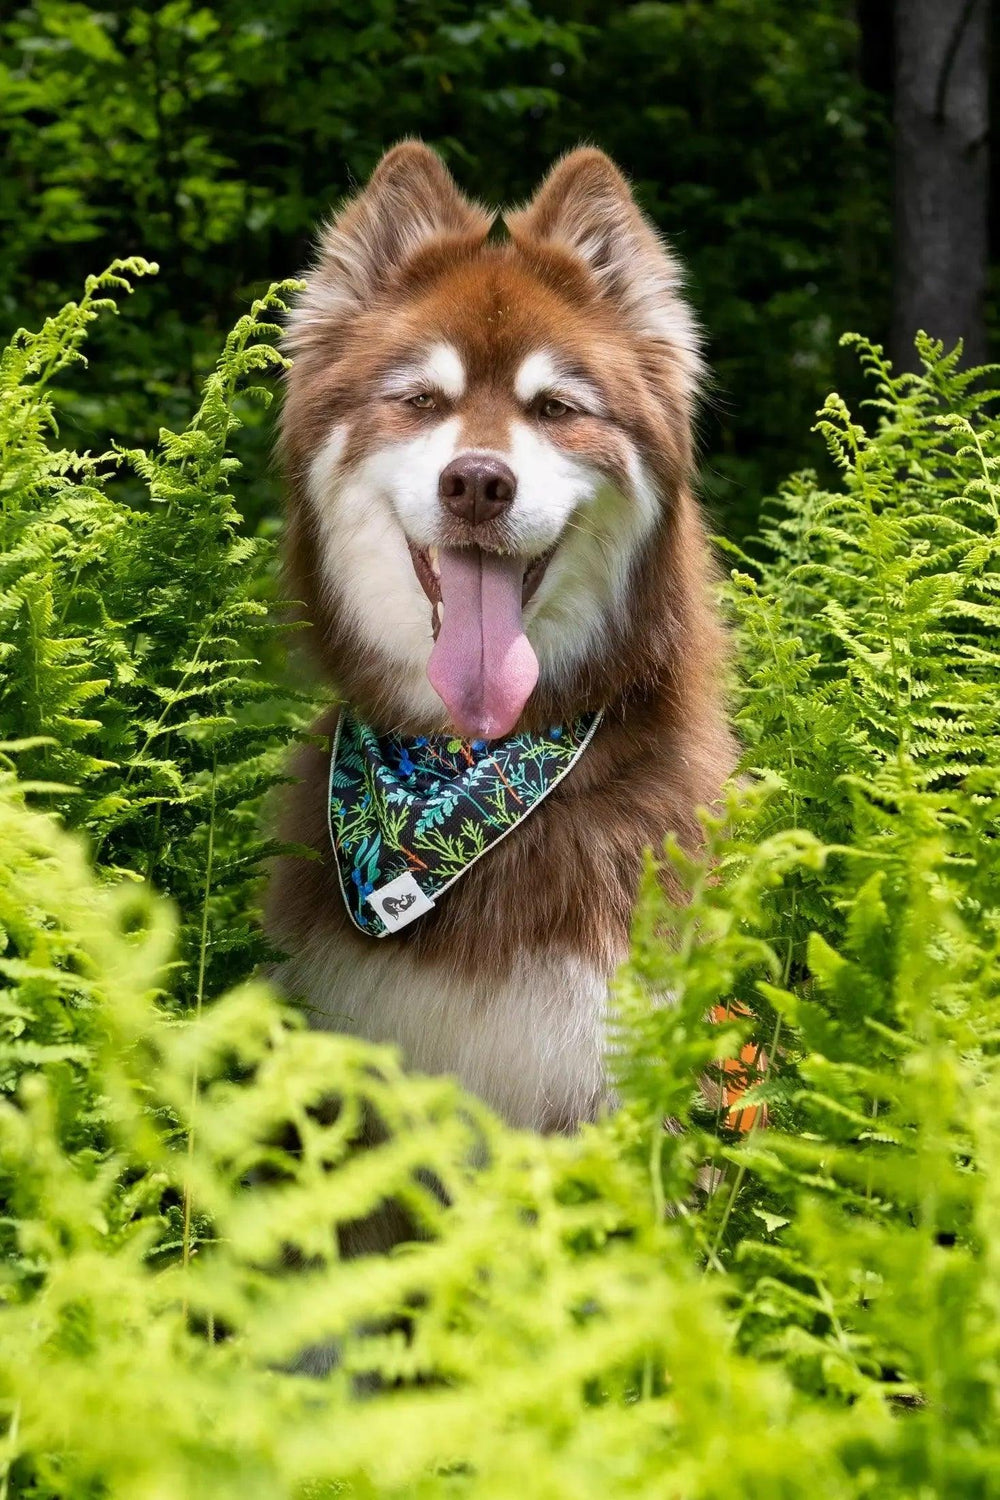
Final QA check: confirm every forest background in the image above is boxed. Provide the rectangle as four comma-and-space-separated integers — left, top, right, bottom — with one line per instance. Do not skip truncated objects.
1, 0, 990, 540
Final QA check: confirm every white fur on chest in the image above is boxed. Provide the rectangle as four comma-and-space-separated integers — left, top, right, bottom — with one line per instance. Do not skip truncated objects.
280, 931, 611, 1131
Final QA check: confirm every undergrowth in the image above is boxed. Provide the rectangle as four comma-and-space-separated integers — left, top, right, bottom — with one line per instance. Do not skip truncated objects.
1, 273, 999, 1497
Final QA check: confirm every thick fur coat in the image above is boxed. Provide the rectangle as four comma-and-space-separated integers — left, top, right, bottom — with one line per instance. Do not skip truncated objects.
266, 142, 735, 1132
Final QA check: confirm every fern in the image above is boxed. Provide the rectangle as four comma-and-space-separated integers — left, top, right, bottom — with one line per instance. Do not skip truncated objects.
2, 290, 1000, 1496
0, 265, 306, 1007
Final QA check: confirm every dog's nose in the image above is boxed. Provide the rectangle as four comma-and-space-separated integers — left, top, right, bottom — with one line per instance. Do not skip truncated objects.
438, 454, 516, 526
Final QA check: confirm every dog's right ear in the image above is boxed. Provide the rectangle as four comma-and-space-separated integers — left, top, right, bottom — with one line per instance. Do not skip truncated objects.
287, 142, 491, 351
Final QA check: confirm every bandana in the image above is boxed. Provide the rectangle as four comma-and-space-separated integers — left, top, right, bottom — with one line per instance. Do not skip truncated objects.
328, 708, 602, 937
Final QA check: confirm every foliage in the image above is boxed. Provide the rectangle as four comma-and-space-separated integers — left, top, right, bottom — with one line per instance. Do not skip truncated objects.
2, 281, 1000, 1495
0, 0, 890, 532
0, 259, 303, 1005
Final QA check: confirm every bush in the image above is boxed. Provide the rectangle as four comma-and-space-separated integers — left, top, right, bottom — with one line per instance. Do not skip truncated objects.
0, 279, 998, 1496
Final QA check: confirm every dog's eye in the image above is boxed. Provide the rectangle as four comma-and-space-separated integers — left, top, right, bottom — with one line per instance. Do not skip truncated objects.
539, 396, 571, 419
407, 392, 436, 410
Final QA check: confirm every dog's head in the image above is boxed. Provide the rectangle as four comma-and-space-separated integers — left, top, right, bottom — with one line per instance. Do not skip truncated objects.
281, 142, 705, 739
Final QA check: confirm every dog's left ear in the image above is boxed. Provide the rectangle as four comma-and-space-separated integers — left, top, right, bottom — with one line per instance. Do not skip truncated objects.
506, 148, 700, 386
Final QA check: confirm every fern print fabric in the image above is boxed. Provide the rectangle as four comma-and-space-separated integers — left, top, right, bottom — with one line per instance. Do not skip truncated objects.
328, 709, 603, 937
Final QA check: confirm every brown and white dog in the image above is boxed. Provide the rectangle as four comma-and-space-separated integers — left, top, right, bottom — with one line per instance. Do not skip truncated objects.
266, 142, 735, 1134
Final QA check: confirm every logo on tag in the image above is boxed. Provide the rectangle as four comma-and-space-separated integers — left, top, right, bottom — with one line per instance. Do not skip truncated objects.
366, 872, 435, 933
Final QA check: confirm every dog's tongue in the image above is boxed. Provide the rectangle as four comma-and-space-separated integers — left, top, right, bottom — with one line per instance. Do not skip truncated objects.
427, 547, 538, 741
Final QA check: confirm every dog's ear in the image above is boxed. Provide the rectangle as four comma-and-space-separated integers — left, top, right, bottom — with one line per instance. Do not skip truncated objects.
506, 148, 700, 384
288, 142, 492, 350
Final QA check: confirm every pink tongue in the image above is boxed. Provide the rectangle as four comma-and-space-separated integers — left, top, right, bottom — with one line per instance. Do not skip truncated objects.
427, 548, 539, 740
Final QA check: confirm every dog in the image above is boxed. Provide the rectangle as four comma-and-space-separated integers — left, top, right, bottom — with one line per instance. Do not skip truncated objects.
266, 141, 735, 1136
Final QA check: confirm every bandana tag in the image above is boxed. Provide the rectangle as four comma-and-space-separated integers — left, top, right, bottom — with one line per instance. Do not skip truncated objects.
366, 871, 435, 932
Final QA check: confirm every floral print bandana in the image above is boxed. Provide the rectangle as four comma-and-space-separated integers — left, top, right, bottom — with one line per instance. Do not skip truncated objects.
328, 708, 603, 937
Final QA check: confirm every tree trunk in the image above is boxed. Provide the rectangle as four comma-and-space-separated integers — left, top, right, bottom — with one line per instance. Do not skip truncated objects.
892, 0, 990, 368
